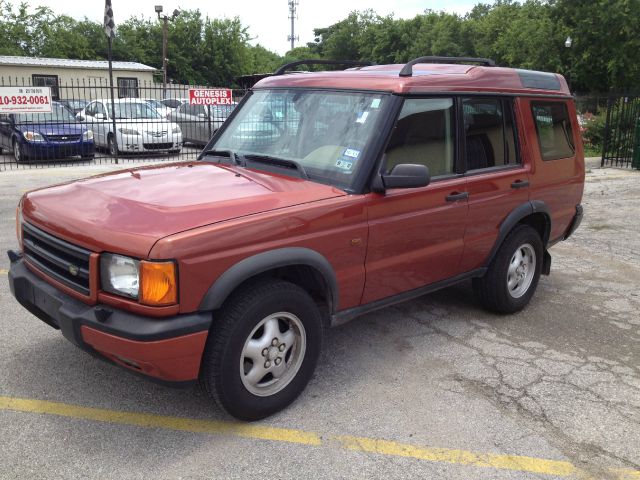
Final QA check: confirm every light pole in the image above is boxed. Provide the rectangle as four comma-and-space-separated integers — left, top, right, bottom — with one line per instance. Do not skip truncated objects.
565, 36, 573, 92
155, 5, 180, 98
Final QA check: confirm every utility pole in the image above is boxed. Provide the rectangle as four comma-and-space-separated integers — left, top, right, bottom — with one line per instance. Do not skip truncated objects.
287, 0, 299, 51
155, 5, 180, 98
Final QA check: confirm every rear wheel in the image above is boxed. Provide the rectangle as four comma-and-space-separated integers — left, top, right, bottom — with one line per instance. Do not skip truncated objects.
473, 225, 543, 314
200, 279, 323, 421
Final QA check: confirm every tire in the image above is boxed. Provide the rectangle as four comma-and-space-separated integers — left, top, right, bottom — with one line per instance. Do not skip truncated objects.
81, 154, 95, 160
200, 279, 323, 421
473, 224, 543, 314
168, 148, 181, 154
13, 140, 28, 163
107, 134, 118, 156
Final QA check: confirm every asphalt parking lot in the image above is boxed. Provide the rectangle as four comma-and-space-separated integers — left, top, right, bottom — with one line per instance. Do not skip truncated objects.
1, 161, 639, 480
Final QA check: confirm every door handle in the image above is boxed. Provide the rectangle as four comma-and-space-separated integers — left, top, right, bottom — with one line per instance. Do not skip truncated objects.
511, 180, 530, 189
445, 191, 469, 202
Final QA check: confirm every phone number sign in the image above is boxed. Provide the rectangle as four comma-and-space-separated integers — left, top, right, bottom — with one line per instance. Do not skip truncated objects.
189, 88, 233, 106
0, 86, 52, 113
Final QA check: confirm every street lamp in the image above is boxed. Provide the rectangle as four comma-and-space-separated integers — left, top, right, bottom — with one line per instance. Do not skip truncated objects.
565, 36, 573, 91
155, 5, 180, 98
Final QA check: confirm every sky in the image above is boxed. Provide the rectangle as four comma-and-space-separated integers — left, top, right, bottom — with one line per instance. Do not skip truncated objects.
29, 0, 479, 55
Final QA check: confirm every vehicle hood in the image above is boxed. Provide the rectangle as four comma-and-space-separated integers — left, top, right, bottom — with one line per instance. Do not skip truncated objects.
114, 119, 178, 132
16, 123, 87, 136
22, 162, 346, 257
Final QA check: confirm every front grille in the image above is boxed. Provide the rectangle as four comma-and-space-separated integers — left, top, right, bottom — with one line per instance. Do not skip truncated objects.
23, 223, 91, 296
143, 142, 173, 150
45, 134, 82, 142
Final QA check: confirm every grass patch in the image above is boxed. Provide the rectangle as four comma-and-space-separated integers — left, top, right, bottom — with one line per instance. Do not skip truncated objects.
584, 146, 603, 158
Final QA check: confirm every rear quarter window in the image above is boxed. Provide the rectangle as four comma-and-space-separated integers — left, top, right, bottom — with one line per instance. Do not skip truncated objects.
531, 102, 575, 160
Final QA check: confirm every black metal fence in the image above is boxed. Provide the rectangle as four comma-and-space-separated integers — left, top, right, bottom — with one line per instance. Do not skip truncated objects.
0, 77, 245, 171
601, 94, 640, 168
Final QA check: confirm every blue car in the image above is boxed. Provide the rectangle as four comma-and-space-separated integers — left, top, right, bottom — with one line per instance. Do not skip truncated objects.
0, 102, 95, 163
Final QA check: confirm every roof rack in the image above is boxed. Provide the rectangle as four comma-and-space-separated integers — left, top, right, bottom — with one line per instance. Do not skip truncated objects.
273, 59, 373, 76
399, 56, 496, 77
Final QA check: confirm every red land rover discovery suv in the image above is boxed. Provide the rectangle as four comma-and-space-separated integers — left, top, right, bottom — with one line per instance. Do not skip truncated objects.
9, 57, 584, 420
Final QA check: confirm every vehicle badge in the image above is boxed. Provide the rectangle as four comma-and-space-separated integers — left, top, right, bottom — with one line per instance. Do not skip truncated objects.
68, 265, 79, 276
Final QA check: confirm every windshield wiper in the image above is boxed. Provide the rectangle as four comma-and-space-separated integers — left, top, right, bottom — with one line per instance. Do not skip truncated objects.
243, 154, 308, 180
200, 149, 244, 166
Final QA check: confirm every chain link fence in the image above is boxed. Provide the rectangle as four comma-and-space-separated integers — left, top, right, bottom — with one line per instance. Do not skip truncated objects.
0, 77, 245, 171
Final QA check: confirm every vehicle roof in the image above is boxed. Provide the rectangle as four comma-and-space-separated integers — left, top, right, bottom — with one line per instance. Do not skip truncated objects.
255, 63, 570, 96
93, 98, 151, 104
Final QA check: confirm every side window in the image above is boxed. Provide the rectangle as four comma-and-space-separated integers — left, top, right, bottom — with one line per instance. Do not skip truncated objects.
463, 97, 519, 171
384, 98, 455, 177
96, 102, 107, 117
531, 102, 575, 160
85, 102, 96, 116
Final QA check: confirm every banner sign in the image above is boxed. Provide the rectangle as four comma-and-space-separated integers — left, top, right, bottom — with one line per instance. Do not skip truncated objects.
0, 86, 53, 114
189, 88, 233, 106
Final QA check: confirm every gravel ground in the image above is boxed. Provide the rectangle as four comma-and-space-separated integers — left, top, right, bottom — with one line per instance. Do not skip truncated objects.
0, 161, 638, 480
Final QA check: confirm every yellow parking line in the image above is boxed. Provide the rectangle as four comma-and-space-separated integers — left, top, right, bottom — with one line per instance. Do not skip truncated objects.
1, 396, 639, 479
0, 268, 8, 275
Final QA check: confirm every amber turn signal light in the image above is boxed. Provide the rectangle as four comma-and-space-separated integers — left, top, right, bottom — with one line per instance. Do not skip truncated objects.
139, 261, 177, 306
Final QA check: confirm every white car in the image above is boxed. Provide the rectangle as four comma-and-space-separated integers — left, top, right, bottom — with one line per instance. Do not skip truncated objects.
77, 98, 182, 155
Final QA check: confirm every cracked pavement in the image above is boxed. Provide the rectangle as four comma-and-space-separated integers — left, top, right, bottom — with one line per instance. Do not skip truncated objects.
1, 164, 639, 479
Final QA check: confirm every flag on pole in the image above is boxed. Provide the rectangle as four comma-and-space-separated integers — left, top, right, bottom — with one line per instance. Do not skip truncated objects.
104, 0, 115, 38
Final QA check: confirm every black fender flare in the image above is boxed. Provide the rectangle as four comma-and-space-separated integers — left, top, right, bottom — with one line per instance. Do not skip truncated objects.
198, 247, 339, 312
484, 200, 551, 267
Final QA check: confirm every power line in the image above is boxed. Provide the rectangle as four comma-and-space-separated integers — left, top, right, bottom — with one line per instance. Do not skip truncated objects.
287, 0, 299, 51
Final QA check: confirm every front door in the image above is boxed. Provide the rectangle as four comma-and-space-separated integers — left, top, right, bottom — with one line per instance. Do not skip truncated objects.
363, 97, 469, 304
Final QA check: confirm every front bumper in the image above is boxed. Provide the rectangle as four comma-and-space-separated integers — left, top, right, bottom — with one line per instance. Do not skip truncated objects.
22, 141, 95, 159
117, 131, 183, 153
9, 256, 210, 384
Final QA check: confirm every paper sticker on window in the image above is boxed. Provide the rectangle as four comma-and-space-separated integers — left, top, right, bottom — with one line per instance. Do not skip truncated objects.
344, 148, 360, 159
356, 111, 369, 124
335, 159, 354, 172
371, 98, 381, 109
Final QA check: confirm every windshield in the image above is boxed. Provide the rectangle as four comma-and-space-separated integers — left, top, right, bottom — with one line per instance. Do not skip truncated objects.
210, 89, 389, 189
15, 103, 77, 123
114, 102, 162, 119
146, 99, 165, 109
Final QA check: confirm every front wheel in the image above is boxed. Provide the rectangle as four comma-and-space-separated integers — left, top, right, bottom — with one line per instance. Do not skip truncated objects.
107, 134, 118, 156
200, 280, 323, 421
13, 140, 28, 163
473, 224, 543, 314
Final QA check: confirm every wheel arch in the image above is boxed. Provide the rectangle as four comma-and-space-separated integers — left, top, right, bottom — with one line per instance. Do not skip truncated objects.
484, 200, 551, 268
198, 247, 339, 318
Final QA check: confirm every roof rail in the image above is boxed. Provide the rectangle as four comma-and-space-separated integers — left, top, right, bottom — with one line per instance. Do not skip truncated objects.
399, 56, 496, 77
273, 59, 373, 76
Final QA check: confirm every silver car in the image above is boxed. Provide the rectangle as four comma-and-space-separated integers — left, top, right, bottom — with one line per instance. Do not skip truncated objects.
169, 103, 236, 146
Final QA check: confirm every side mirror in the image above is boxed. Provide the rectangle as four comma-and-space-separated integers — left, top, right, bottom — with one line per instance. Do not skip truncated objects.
76, 114, 85, 122
372, 164, 431, 192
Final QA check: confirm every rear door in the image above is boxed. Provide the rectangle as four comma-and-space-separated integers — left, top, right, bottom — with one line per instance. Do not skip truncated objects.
362, 97, 469, 304
459, 97, 531, 272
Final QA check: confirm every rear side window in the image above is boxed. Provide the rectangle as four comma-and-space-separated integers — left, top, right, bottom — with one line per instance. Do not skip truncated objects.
463, 98, 519, 171
384, 98, 455, 177
531, 102, 575, 160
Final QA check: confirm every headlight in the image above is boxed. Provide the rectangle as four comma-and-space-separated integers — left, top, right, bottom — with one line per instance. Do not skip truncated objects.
100, 254, 177, 306
100, 254, 140, 298
172, 125, 181, 134
119, 128, 140, 136
23, 131, 45, 142
83, 130, 94, 140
